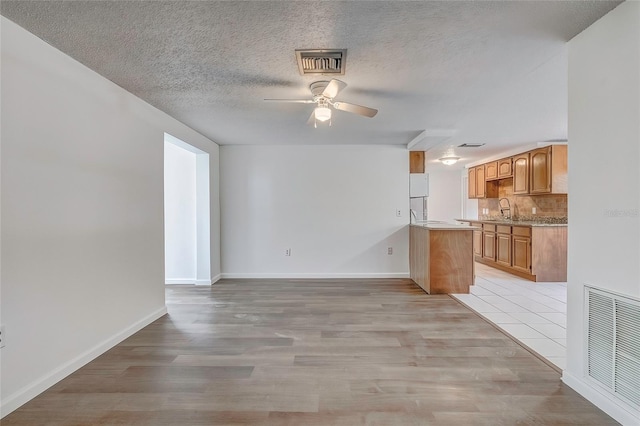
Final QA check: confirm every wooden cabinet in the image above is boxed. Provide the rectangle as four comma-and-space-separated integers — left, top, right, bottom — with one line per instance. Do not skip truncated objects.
468, 167, 476, 198
463, 220, 566, 282
482, 224, 496, 261
512, 235, 531, 273
530, 147, 551, 194
467, 145, 566, 198
530, 145, 567, 194
476, 165, 486, 198
496, 225, 512, 266
468, 165, 498, 199
485, 161, 498, 180
473, 228, 482, 257
409, 151, 425, 173
409, 225, 474, 294
497, 158, 512, 178
513, 153, 529, 195
511, 226, 531, 273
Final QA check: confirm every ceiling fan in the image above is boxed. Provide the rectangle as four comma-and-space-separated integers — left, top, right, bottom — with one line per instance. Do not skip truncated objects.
264, 79, 378, 127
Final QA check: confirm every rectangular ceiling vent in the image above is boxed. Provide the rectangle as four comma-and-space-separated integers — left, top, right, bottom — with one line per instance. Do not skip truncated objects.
296, 49, 346, 75
458, 143, 486, 148
586, 286, 640, 411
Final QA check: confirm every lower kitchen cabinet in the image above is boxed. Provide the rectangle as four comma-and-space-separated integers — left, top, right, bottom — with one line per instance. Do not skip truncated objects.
511, 234, 531, 273
473, 229, 483, 257
482, 231, 496, 261
496, 233, 512, 267
466, 221, 566, 282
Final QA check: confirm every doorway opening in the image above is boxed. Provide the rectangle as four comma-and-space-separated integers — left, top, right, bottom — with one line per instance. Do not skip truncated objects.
164, 133, 210, 285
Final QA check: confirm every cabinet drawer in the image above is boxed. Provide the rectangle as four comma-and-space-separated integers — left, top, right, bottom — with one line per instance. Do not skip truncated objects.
483, 224, 496, 232
497, 225, 511, 234
512, 226, 531, 237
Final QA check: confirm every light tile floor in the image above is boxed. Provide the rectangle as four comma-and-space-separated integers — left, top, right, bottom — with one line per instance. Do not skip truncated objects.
451, 262, 567, 370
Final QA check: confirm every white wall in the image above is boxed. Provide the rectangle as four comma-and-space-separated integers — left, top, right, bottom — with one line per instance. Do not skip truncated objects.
565, 2, 640, 424
220, 145, 409, 277
423, 169, 463, 222
164, 141, 197, 282
0, 17, 220, 416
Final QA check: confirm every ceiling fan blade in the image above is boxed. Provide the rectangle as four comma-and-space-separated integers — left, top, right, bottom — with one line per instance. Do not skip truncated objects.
333, 101, 378, 118
322, 79, 347, 99
264, 99, 315, 103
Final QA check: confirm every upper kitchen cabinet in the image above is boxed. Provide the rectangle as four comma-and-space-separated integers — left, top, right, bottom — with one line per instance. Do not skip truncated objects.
529, 145, 567, 195
485, 161, 498, 180
513, 153, 529, 195
409, 151, 425, 173
497, 157, 512, 178
468, 167, 477, 198
468, 165, 498, 199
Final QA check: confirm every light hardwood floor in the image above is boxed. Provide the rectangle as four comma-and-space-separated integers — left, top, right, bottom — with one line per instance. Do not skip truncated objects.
4, 279, 617, 425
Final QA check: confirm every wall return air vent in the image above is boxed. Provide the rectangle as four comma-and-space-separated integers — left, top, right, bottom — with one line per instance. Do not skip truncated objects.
586, 286, 640, 411
296, 49, 346, 75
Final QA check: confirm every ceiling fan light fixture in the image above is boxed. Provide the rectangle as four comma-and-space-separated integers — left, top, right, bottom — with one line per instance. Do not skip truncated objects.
314, 106, 332, 122
439, 156, 460, 166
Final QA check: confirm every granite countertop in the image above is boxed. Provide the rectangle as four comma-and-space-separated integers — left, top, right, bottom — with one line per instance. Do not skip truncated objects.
456, 217, 568, 227
411, 221, 480, 230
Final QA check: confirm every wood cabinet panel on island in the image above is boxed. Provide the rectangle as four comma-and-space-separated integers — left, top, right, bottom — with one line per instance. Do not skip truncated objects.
409, 224, 475, 294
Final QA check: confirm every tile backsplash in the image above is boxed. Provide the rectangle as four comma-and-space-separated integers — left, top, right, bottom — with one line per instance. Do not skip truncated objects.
477, 178, 568, 219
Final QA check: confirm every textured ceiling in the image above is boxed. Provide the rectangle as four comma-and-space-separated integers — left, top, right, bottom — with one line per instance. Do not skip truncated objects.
1, 1, 621, 169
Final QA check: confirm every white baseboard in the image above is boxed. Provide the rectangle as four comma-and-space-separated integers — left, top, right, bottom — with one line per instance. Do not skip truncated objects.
211, 274, 222, 284
195, 279, 212, 286
165, 279, 195, 284
0, 306, 167, 418
562, 370, 640, 425
220, 272, 411, 279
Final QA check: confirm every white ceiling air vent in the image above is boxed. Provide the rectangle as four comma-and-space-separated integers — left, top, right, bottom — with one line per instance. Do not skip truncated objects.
458, 143, 486, 148
295, 49, 346, 75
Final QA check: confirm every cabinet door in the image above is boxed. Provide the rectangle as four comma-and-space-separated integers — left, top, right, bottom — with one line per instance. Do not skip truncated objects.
498, 158, 512, 178
496, 233, 511, 266
483, 232, 496, 261
485, 161, 498, 180
530, 147, 551, 194
512, 235, 531, 272
468, 168, 476, 198
476, 166, 486, 198
410, 151, 425, 173
473, 230, 483, 257
513, 154, 529, 195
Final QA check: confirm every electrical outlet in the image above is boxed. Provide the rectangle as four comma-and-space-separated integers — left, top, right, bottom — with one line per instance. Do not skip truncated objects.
396, 209, 402, 217
532, 207, 537, 214
0, 325, 5, 349
387, 247, 393, 255
285, 248, 291, 257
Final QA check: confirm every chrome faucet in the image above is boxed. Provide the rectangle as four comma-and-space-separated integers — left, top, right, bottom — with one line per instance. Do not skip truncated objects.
499, 198, 511, 220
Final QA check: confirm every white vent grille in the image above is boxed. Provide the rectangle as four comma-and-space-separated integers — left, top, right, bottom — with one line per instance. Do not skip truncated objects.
295, 49, 346, 75
586, 286, 640, 410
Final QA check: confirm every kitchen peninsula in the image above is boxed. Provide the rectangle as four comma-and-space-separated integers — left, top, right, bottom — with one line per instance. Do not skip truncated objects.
409, 223, 478, 294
